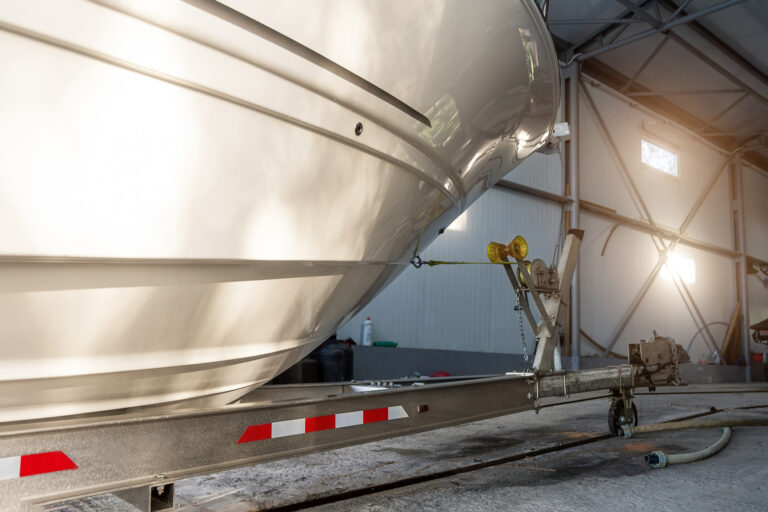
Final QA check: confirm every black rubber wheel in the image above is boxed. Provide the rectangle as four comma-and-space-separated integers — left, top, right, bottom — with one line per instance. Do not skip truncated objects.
608, 399, 638, 436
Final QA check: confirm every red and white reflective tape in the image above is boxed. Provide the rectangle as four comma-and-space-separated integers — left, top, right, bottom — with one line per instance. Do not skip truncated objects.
0, 451, 78, 480
238, 405, 408, 444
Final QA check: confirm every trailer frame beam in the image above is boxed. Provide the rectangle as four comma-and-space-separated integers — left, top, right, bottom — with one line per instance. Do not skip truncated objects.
1, 364, 675, 511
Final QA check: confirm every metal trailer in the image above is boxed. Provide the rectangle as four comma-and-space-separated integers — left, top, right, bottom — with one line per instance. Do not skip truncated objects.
0, 231, 684, 511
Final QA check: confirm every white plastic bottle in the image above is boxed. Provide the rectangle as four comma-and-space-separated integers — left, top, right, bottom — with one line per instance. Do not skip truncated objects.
361, 317, 373, 346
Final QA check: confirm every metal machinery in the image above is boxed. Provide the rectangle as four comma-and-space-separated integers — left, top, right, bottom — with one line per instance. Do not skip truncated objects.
0, 232, 688, 511
751, 318, 768, 345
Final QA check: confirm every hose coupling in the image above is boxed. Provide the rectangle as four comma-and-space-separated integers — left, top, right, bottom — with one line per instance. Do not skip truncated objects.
645, 450, 668, 468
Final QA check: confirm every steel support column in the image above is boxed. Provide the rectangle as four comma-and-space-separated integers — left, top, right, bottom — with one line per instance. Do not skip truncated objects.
529, 231, 583, 372
731, 155, 751, 382
566, 63, 581, 370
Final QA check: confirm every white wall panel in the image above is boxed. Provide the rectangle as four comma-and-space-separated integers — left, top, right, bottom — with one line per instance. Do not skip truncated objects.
579, 212, 659, 354
617, 245, 735, 360
339, 79, 766, 363
580, 84, 733, 250
748, 277, 768, 344
684, 170, 733, 249
338, 160, 562, 354
504, 152, 563, 195
580, 210, 737, 358
579, 81, 742, 358
744, 166, 768, 332
744, 167, 768, 260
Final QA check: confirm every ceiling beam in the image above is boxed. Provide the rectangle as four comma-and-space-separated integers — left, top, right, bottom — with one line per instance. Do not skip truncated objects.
548, 18, 646, 25
616, 0, 661, 23
589, 0, 768, 115
699, 93, 749, 132
576, 0, 748, 62
667, 0, 693, 21
569, 1, 655, 53
620, 34, 669, 91
580, 58, 768, 173
549, 0, 768, 173
657, 0, 768, 90
626, 89, 743, 96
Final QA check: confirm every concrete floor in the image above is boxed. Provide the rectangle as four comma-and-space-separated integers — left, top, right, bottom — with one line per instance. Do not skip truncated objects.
54, 384, 768, 512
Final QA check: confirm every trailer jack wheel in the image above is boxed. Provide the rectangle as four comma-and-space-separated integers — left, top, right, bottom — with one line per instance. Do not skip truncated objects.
609, 397, 638, 436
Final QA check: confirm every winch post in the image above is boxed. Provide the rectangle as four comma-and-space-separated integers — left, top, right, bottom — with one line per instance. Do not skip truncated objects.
528, 229, 583, 372
516, 262, 556, 335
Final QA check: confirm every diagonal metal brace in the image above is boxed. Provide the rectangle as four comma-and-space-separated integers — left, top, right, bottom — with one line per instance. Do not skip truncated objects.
502, 262, 537, 331
516, 259, 556, 335
532, 230, 583, 372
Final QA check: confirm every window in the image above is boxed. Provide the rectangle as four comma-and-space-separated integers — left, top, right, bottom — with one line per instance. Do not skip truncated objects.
641, 139, 679, 177
661, 253, 695, 284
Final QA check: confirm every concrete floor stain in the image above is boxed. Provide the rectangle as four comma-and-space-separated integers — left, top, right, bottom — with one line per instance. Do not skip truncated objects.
371, 447, 431, 457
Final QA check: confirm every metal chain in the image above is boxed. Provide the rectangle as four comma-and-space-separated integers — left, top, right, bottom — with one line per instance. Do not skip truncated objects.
514, 290, 529, 362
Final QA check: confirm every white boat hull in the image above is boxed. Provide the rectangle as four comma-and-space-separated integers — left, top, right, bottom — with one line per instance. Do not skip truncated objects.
0, 0, 559, 422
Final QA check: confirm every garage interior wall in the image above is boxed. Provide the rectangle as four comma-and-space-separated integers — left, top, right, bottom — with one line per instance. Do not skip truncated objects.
339, 76, 768, 361
337, 152, 563, 355
744, 165, 768, 335
579, 80, 735, 360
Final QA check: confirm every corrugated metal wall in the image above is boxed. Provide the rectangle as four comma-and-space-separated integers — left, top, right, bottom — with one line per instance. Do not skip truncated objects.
744, 165, 768, 344
339, 78, 767, 360
337, 152, 563, 354
578, 82, 736, 360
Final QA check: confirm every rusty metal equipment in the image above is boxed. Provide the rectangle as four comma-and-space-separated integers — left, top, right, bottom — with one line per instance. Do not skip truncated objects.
629, 333, 691, 372
751, 318, 768, 345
